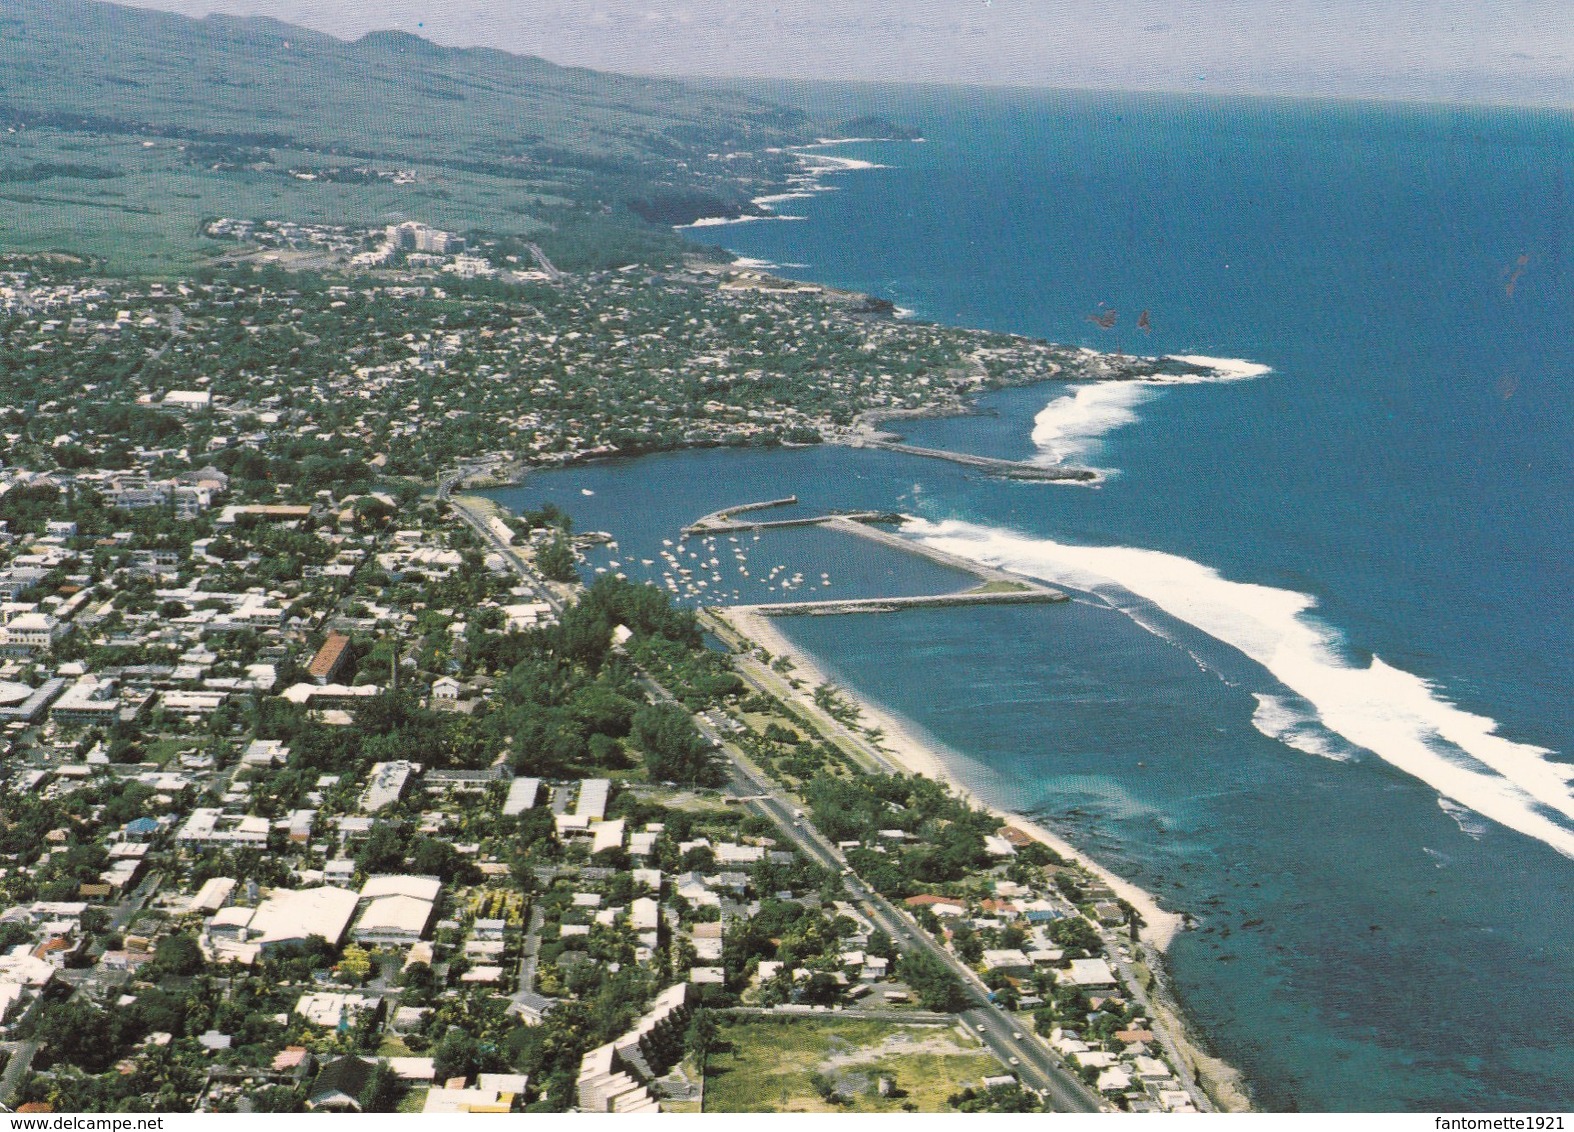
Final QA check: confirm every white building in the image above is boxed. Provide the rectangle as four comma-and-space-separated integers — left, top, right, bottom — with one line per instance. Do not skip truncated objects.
575, 779, 611, 821
177, 808, 270, 849
502, 777, 540, 816
162, 389, 212, 411
360, 761, 416, 812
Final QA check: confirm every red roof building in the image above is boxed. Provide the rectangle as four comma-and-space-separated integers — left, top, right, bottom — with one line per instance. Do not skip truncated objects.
308, 632, 353, 685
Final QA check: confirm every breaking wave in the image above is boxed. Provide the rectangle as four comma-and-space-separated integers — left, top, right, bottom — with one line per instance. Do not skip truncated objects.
1032, 356, 1270, 466
901, 516, 1574, 859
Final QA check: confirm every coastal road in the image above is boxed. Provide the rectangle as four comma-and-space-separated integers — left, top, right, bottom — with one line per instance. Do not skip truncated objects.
1102, 934, 1214, 1111
443, 488, 563, 614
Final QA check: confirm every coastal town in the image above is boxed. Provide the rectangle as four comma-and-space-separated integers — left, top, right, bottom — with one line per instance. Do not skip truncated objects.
0, 245, 1238, 1113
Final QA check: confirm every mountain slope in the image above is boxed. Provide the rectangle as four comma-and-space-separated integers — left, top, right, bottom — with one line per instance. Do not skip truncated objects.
0, 0, 818, 269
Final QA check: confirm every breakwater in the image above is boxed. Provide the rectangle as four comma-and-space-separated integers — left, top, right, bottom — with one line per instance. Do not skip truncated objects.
864, 440, 1097, 481
747, 588, 1066, 617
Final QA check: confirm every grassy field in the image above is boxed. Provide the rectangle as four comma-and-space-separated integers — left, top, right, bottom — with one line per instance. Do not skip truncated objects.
967, 579, 1031, 594
0, 0, 842, 272
702, 1016, 1008, 1113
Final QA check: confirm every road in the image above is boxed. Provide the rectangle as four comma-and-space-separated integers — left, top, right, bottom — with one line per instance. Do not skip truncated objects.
442, 477, 1102, 1112
109, 870, 163, 932
1102, 936, 1213, 1111
517, 902, 546, 994
442, 480, 562, 614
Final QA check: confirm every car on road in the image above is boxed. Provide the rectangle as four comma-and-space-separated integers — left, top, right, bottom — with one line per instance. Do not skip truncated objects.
1009, 1057, 1020, 1066
1012, 1031, 1023, 1040
976, 1023, 987, 1032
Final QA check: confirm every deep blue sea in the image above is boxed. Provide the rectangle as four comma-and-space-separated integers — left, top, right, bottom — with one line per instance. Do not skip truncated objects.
491, 90, 1574, 1111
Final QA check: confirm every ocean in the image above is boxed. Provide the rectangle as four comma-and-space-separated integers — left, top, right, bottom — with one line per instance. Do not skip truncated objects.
490, 89, 1574, 1111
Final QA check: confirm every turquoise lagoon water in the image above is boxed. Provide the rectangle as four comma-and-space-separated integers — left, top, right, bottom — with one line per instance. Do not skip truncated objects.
491, 90, 1574, 1110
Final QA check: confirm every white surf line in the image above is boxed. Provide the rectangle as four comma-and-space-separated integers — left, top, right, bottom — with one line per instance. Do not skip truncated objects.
902, 516, 1574, 860
1030, 356, 1272, 467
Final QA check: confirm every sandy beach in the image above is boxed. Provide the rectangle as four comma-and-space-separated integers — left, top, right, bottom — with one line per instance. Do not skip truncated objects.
718, 605, 1185, 951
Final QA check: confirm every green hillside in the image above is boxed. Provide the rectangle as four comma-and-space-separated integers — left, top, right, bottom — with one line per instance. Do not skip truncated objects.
0, 0, 824, 271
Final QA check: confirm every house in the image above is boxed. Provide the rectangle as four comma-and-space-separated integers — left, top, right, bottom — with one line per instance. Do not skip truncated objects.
983, 834, 1017, 858
307, 1056, 377, 1111
981, 948, 1033, 975
162, 390, 212, 412
1058, 957, 1118, 988
295, 992, 380, 1029
360, 761, 416, 812
271, 1047, 315, 1077
422, 1080, 517, 1114
905, 894, 967, 917
509, 989, 557, 1026
241, 739, 290, 768
575, 779, 611, 821
429, 675, 461, 706
123, 817, 160, 842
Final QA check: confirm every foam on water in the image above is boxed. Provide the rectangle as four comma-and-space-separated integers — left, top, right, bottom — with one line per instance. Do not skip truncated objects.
678, 214, 806, 229
1439, 797, 1490, 841
1251, 693, 1353, 761
1032, 359, 1271, 465
1169, 354, 1274, 381
1031, 381, 1158, 464
902, 516, 1574, 858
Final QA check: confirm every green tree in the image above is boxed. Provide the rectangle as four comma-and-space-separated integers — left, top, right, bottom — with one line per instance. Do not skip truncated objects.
897, 950, 970, 1013
153, 932, 206, 976
631, 703, 723, 786
433, 1028, 480, 1082
537, 535, 577, 582
949, 1083, 1043, 1112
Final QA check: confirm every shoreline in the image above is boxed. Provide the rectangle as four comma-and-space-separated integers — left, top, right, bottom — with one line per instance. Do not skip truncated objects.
713, 604, 1253, 1111
717, 605, 1182, 948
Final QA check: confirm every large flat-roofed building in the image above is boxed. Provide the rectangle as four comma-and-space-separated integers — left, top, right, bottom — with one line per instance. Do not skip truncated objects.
0, 677, 65, 723
210, 886, 360, 958
162, 389, 212, 411
281, 683, 381, 710
176, 808, 269, 849
359, 875, 442, 903
575, 779, 611, 821
51, 677, 130, 726
360, 761, 416, 812
502, 777, 541, 817
0, 611, 62, 656
353, 895, 435, 945
308, 632, 353, 685
352, 876, 440, 945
